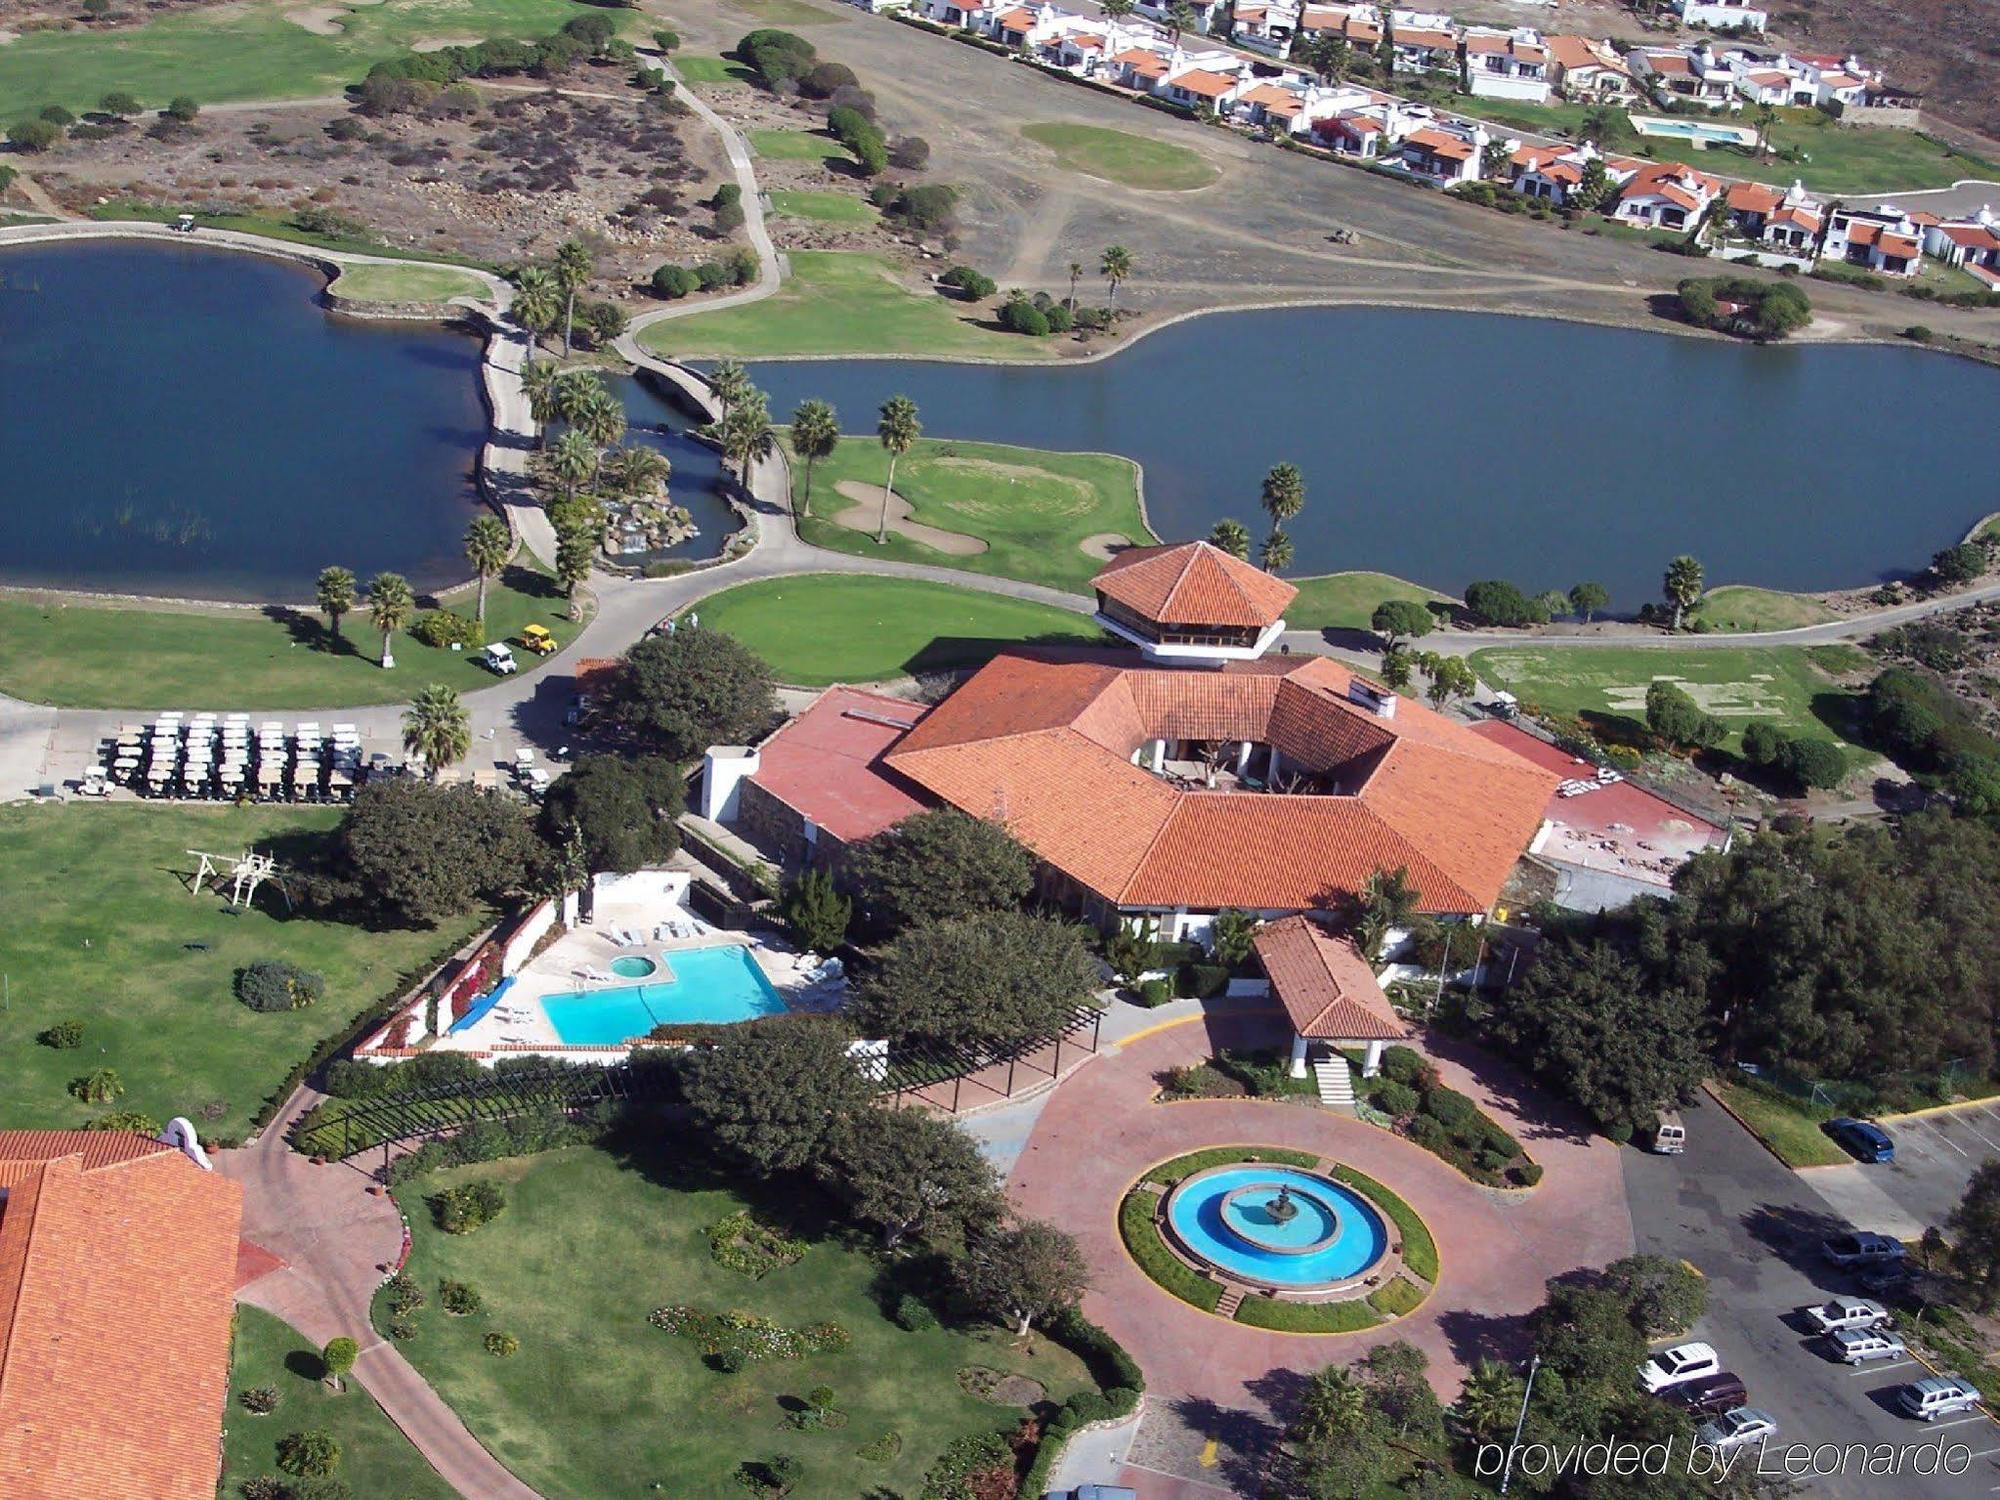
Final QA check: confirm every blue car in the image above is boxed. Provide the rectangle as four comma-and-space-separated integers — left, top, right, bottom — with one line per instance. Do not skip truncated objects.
1827, 1118, 1895, 1163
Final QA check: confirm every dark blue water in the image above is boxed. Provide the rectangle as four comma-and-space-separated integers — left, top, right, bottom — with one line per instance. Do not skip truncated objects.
0, 241, 491, 600
609, 371, 738, 565
744, 308, 2000, 607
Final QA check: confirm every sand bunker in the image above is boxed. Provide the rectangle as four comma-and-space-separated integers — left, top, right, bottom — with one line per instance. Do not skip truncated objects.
285, 6, 349, 35
1078, 532, 1131, 560
413, 34, 484, 51
827, 480, 987, 556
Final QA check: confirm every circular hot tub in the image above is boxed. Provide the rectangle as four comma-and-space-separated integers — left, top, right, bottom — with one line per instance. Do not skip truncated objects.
609, 954, 658, 980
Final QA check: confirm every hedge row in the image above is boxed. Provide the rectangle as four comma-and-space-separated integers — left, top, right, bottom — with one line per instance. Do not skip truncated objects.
1331, 1163, 1439, 1282
1020, 1308, 1147, 1497
1118, 1190, 1224, 1313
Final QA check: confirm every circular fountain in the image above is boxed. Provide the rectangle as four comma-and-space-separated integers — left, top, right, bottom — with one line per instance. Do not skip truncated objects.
1164, 1164, 1389, 1292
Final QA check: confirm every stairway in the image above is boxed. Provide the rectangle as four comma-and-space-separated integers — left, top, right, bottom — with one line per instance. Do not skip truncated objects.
1214, 1286, 1246, 1318
1314, 1055, 1355, 1110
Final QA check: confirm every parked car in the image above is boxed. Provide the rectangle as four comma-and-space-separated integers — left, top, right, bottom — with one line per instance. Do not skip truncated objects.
1822, 1231, 1906, 1268
1826, 1117, 1896, 1163
1899, 1376, 1982, 1422
1064, 1489, 1138, 1500
1647, 1109, 1686, 1155
1828, 1328, 1906, 1364
1804, 1297, 1890, 1333
1860, 1261, 1917, 1297
1639, 1342, 1721, 1393
1695, 1407, 1778, 1453
1667, 1373, 1750, 1419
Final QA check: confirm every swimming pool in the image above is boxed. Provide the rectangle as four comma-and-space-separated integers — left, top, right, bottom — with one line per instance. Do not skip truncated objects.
1628, 115, 1760, 148
540, 945, 787, 1044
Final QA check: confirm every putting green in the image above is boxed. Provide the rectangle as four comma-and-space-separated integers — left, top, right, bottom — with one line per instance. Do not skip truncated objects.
1020, 122, 1220, 192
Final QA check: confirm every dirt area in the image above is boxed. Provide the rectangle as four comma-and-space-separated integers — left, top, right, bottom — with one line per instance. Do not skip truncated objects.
825, 480, 986, 554
957, 1366, 1046, 1406
34, 73, 738, 294
3, 0, 235, 36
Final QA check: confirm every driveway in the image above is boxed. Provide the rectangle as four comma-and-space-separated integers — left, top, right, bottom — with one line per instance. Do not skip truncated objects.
1805, 1103, 2000, 1243
1625, 1090, 1999, 1500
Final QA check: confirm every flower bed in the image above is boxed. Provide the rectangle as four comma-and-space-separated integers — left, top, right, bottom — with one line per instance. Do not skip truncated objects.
705, 1210, 808, 1279
1330, 1164, 1439, 1284
1350, 1045, 1540, 1189
646, 1306, 851, 1365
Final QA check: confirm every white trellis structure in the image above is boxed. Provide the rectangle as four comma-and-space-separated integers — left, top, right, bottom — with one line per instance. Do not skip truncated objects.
187, 849, 290, 911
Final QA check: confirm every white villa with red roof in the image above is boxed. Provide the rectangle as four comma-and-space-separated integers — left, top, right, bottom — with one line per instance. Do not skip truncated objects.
1613, 162, 1720, 231
1508, 141, 1637, 208
1824, 203, 1924, 276
1722, 179, 1824, 261
1922, 208, 2000, 288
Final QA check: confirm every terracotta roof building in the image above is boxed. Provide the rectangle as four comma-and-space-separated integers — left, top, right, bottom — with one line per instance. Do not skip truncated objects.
0, 1131, 243, 1500
1092, 540, 1297, 662
1254, 913, 1410, 1078
884, 649, 1557, 932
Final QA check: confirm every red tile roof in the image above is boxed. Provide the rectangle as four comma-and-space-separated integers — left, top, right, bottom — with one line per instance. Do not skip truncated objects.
886, 651, 1557, 915
1254, 915, 1409, 1040
0, 1132, 243, 1500
1171, 68, 1241, 99
1620, 161, 1716, 213
1941, 224, 2000, 250
1407, 127, 1475, 161
1093, 541, 1297, 628
748, 686, 931, 844
994, 6, 1037, 29
1726, 181, 1782, 214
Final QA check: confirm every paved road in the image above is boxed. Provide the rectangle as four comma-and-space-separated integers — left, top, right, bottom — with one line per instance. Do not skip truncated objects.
1626, 1090, 1998, 1499
1804, 1102, 2000, 1243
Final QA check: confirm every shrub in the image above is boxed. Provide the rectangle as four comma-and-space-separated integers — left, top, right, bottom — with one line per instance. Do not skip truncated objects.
1378, 1044, 1431, 1087
1137, 977, 1171, 1008
1463, 579, 1542, 627
241, 1479, 288, 1500
1000, 297, 1051, 336
1406, 1113, 1450, 1151
484, 1331, 520, 1357
921, 1430, 1012, 1500
1783, 736, 1848, 791
69, 1069, 123, 1104
1422, 1086, 1479, 1134
694, 260, 730, 290
276, 1430, 340, 1478
652, 29, 681, 51
652, 266, 700, 302
714, 1346, 749, 1373
7, 120, 60, 153
410, 608, 482, 649
388, 1316, 419, 1341
1179, 963, 1230, 999
440, 1280, 483, 1315
165, 96, 201, 123
727, 247, 760, 286
1904, 324, 1935, 342
800, 61, 859, 98
714, 200, 746, 234
240, 1385, 282, 1415
40, 105, 76, 126
890, 135, 931, 170
939, 265, 995, 300
38, 1019, 84, 1049
892, 1293, 939, 1331
386, 1273, 426, 1314
1045, 304, 1074, 333
1373, 1079, 1419, 1117
86, 1110, 160, 1133
1510, 1161, 1544, 1188
1741, 721, 1786, 766
430, 1180, 506, 1234
238, 959, 327, 1014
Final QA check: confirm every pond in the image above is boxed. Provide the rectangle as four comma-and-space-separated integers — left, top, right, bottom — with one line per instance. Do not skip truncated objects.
0, 241, 731, 601
742, 307, 2000, 608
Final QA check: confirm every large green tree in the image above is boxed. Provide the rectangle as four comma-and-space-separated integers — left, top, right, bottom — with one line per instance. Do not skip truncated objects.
958, 1219, 1089, 1335
606, 628, 779, 760
1645, 680, 1725, 750
1370, 598, 1433, 648
336, 780, 538, 926
1949, 1160, 2000, 1311
820, 1107, 1000, 1251
857, 911, 1099, 1050
845, 808, 1034, 933
537, 754, 684, 873
682, 1016, 873, 1174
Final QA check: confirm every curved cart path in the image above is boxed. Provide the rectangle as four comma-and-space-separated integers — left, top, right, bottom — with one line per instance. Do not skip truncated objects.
1008, 1015, 1632, 1413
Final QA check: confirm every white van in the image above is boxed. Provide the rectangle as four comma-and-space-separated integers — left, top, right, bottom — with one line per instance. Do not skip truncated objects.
1900, 1377, 1981, 1421
1649, 1110, 1686, 1155
478, 643, 518, 676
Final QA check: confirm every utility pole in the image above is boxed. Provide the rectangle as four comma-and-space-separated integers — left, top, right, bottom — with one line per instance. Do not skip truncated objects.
1499, 1352, 1541, 1496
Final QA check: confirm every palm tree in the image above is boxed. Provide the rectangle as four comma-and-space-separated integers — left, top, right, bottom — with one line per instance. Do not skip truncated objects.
1664, 554, 1705, 630
1065, 261, 1084, 312
718, 386, 773, 471
1260, 462, 1305, 531
402, 683, 470, 780
1101, 0, 1134, 17
463, 514, 512, 626
538, 429, 599, 505
875, 395, 921, 544
607, 443, 670, 500
1208, 519, 1251, 559
511, 266, 561, 363
553, 239, 593, 359
1258, 528, 1294, 574
1455, 1360, 1524, 1441
709, 359, 751, 420
315, 565, 356, 642
521, 359, 563, 447
366, 572, 414, 669
554, 524, 597, 620
789, 398, 840, 517
1291, 1366, 1367, 1447
1100, 245, 1134, 309
551, 368, 607, 428
1753, 101, 1776, 159
1166, 0, 1198, 43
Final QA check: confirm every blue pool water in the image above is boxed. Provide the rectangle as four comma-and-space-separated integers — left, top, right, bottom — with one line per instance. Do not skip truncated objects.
540, 945, 787, 1044
1636, 119, 1754, 144
1166, 1167, 1388, 1287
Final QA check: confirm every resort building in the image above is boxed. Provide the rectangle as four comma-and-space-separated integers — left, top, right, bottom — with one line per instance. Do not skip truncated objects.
1920, 207, 2000, 287
1393, 122, 1488, 185
1722, 179, 1824, 260
1824, 204, 1924, 276
0, 1129, 243, 1500
1508, 141, 1637, 208
1546, 35, 1634, 100
1630, 46, 1740, 108
1461, 28, 1552, 104
1091, 539, 1295, 662
1612, 161, 1721, 231
1254, 914, 1411, 1079
1675, 0, 1766, 33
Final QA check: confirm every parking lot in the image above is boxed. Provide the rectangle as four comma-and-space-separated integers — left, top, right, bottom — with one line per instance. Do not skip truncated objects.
1804, 1103, 2000, 1244
1627, 1092, 2000, 1499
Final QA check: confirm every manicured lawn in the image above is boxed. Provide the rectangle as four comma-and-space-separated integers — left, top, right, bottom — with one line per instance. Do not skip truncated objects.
385, 1141, 1090, 1500
1691, 585, 1837, 633
640, 251, 1047, 360
1287, 571, 1455, 633
222, 1306, 453, 1500
0, 0, 610, 114
1019, 122, 1220, 192
748, 128, 853, 166
0, 565, 586, 709
674, 53, 758, 85
689, 575, 1101, 685
1119, 1189, 1224, 1312
1466, 645, 1869, 760
0, 804, 483, 1142
767, 189, 880, 226
789, 434, 1150, 594
329, 263, 491, 306
1712, 1079, 1850, 1168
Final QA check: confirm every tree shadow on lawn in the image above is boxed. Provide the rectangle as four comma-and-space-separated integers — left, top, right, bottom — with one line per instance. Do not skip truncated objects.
265, 605, 359, 658
501, 562, 565, 607
902, 630, 1107, 679
598, 1119, 853, 1247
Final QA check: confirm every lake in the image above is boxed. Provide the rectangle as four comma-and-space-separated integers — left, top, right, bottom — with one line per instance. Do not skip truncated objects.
0, 241, 730, 601
743, 307, 2000, 608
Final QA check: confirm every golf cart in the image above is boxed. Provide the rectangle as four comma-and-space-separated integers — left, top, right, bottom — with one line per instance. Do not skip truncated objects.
520, 624, 558, 656
478, 643, 519, 676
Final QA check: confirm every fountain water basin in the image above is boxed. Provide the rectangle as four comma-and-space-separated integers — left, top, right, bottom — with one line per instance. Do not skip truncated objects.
1165, 1164, 1388, 1290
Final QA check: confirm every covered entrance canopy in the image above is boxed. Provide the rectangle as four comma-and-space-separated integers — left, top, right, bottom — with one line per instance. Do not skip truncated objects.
1252, 914, 1409, 1078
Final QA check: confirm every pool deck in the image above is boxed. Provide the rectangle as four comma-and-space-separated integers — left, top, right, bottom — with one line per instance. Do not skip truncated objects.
438, 900, 838, 1052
